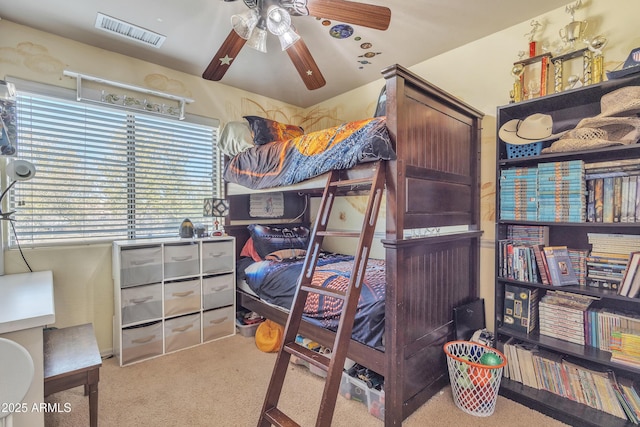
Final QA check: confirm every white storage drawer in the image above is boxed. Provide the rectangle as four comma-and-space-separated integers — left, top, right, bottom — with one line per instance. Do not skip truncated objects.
202, 240, 234, 274
164, 313, 201, 353
120, 246, 162, 288
203, 306, 235, 342
121, 283, 162, 325
121, 321, 163, 365
202, 274, 234, 310
164, 278, 201, 317
164, 243, 199, 279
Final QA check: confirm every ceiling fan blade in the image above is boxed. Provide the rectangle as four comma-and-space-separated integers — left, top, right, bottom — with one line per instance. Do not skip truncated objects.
286, 38, 326, 90
306, 0, 391, 30
202, 29, 247, 81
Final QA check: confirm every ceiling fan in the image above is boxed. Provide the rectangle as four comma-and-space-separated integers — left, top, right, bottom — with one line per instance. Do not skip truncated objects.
202, 0, 391, 90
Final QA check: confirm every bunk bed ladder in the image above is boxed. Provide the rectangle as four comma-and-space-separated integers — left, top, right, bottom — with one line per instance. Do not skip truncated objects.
257, 161, 386, 427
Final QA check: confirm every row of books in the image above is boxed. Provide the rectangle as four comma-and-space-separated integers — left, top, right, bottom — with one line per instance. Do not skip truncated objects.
585, 158, 640, 223
499, 160, 587, 222
501, 338, 640, 423
498, 241, 582, 287
587, 233, 640, 295
500, 159, 640, 224
502, 285, 640, 368
539, 290, 598, 346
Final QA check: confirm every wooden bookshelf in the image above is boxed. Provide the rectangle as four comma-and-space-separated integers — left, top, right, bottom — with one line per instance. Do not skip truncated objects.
495, 74, 640, 427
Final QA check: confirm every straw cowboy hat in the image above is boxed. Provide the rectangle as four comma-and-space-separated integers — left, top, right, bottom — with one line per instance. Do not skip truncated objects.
499, 113, 565, 145
542, 85, 640, 153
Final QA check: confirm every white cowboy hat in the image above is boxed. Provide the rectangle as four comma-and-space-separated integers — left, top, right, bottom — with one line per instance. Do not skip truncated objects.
499, 113, 565, 145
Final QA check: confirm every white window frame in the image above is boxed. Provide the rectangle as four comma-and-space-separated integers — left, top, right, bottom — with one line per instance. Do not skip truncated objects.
5, 77, 222, 248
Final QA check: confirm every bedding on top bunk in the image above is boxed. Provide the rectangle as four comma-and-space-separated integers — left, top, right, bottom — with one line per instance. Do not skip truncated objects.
223, 116, 395, 190
236, 224, 386, 349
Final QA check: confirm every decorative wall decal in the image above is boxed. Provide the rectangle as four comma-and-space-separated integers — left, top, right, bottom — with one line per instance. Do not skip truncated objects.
329, 24, 354, 39
236, 97, 342, 133
360, 42, 372, 49
321, 20, 331, 26
144, 74, 192, 98
0, 42, 65, 75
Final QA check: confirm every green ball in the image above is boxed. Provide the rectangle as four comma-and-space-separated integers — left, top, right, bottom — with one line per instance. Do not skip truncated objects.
479, 352, 502, 366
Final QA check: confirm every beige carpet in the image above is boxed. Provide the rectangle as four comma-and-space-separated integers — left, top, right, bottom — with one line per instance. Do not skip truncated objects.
44, 334, 568, 427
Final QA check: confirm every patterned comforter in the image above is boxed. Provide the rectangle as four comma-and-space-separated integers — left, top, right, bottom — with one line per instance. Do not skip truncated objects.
224, 117, 395, 190
238, 252, 386, 349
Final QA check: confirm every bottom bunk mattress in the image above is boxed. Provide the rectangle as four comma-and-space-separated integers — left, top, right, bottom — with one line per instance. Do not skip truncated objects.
237, 253, 386, 350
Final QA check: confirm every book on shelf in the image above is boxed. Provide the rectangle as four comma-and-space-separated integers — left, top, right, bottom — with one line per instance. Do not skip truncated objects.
503, 284, 539, 334
617, 376, 640, 423
595, 178, 604, 222
532, 244, 550, 285
604, 177, 615, 223
543, 246, 579, 286
619, 251, 640, 297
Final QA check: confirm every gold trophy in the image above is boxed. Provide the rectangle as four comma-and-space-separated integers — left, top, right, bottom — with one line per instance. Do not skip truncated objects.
585, 35, 607, 84
559, 1, 588, 50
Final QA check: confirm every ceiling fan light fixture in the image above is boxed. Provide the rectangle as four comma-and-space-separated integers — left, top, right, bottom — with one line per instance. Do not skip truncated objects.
278, 28, 300, 50
246, 25, 267, 53
266, 6, 292, 36
231, 8, 259, 40
279, 0, 309, 16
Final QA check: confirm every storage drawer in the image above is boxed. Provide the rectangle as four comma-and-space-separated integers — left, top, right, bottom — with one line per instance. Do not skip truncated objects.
121, 321, 163, 365
202, 274, 234, 310
203, 306, 235, 342
164, 313, 201, 353
121, 283, 162, 325
164, 243, 199, 279
202, 240, 234, 274
164, 279, 201, 317
120, 246, 162, 288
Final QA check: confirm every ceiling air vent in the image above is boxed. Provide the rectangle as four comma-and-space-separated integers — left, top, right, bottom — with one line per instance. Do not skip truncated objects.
95, 12, 166, 48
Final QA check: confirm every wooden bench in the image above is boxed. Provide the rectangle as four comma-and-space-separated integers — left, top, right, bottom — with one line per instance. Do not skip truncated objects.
44, 323, 102, 427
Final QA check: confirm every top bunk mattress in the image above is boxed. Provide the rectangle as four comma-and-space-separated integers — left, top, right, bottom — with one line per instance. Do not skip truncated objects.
224, 116, 395, 192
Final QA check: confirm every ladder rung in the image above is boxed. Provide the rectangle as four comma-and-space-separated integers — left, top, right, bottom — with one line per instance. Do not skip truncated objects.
284, 342, 330, 372
329, 176, 373, 187
300, 284, 346, 300
263, 407, 300, 427
316, 231, 360, 238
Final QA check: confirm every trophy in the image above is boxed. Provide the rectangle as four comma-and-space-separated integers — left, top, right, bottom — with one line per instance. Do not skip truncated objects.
509, 63, 524, 103
524, 20, 542, 57
559, 1, 588, 49
585, 35, 608, 83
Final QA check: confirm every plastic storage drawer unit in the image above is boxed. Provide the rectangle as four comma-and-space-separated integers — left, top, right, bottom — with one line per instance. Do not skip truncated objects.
164, 243, 199, 279
164, 313, 201, 353
121, 283, 162, 325
202, 240, 234, 274
202, 274, 234, 310
121, 321, 163, 365
164, 278, 201, 317
203, 306, 235, 342
120, 246, 162, 288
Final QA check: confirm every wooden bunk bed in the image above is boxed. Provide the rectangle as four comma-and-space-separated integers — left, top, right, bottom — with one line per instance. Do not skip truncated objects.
225, 64, 484, 425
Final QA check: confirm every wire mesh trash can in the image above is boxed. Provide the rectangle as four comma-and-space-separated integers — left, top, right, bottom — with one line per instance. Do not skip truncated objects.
443, 340, 507, 417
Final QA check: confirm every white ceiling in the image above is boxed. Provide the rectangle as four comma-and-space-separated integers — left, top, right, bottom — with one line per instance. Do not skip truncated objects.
0, 0, 570, 108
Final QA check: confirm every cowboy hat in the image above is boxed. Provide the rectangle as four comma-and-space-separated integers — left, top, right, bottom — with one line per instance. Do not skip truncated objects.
499, 113, 565, 145
596, 85, 640, 117
542, 116, 640, 153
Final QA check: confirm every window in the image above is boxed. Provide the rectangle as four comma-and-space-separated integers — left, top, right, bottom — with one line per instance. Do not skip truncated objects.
7, 82, 221, 247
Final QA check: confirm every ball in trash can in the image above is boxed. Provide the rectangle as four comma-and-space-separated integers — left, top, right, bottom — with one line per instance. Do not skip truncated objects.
479, 352, 502, 366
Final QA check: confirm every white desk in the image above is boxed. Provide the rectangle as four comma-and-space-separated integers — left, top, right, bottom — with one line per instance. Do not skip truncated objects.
0, 271, 55, 427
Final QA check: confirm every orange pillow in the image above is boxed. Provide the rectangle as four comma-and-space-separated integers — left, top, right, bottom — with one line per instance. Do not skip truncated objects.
255, 320, 284, 353
240, 237, 262, 262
